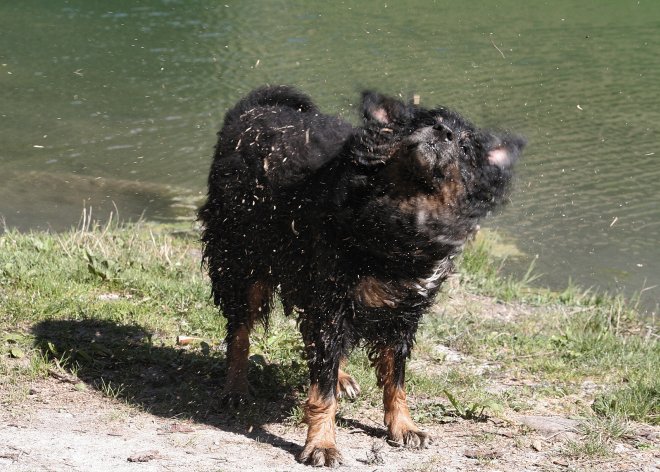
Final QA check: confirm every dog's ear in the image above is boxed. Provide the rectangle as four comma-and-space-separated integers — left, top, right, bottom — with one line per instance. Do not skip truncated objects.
484, 133, 526, 168
361, 91, 410, 125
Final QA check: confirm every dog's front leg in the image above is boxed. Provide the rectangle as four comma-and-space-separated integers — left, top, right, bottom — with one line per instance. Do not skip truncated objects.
298, 317, 344, 467
299, 382, 342, 467
373, 346, 431, 448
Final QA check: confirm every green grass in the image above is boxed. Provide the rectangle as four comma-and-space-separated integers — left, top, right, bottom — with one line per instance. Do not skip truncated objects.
563, 415, 631, 460
418, 232, 659, 425
592, 377, 659, 425
1, 221, 658, 439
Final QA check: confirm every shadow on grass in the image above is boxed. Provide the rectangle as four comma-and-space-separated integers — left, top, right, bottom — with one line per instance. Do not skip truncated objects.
32, 318, 305, 459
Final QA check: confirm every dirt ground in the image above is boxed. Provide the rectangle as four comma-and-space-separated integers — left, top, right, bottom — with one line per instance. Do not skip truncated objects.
1, 363, 658, 472
2, 289, 658, 471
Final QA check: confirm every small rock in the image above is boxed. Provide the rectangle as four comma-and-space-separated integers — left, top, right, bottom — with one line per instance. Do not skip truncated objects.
158, 423, 194, 434
434, 345, 463, 363
464, 448, 502, 460
581, 380, 598, 393
531, 440, 544, 451
128, 450, 160, 463
613, 443, 628, 454
514, 415, 580, 441
552, 458, 570, 467
637, 427, 660, 442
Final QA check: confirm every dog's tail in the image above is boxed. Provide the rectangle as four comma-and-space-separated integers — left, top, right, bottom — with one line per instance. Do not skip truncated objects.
223, 85, 318, 126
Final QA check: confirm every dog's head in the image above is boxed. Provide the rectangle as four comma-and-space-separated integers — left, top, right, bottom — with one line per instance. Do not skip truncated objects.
338, 91, 525, 253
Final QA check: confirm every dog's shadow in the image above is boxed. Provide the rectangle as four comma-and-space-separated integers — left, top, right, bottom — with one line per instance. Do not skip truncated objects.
31, 318, 319, 459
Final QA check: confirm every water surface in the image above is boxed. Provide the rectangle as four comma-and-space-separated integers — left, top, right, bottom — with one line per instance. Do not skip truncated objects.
1, 0, 658, 311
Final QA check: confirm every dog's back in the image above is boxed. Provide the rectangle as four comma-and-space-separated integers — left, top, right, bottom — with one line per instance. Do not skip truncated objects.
198, 85, 353, 315
208, 85, 352, 192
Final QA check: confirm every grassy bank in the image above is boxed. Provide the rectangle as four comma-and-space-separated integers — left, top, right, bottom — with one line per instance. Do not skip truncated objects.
1, 221, 658, 462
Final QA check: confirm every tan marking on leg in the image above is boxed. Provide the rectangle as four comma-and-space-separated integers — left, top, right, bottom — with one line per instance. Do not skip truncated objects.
247, 280, 272, 320
374, 348, 430, 448
224, 324, 250, 395
299, 384, 343, 467
223, 281, 271, 397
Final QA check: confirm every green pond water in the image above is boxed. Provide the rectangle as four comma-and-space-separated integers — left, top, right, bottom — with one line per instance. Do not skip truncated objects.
1, 0, 659, 311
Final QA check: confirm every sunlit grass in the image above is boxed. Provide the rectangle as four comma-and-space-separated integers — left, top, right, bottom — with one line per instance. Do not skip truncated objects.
0, 221, 657, 432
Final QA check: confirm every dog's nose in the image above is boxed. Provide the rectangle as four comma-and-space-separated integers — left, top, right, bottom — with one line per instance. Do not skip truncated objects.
433, 123, 453, 142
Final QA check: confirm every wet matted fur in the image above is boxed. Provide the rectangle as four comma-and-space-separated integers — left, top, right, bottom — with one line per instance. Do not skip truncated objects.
198, 85, 524, 466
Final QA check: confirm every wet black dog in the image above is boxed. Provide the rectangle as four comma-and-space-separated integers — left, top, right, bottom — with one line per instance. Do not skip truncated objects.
198, 86, 524, 466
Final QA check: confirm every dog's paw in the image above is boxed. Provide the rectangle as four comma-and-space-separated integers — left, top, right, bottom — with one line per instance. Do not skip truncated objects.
387, 428, 432, 449
337, 371, 361, 400
298, 444, 343, 468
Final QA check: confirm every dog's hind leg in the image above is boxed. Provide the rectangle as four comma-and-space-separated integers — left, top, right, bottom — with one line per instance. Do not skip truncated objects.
372, 346, 431, 448
221, 280, 272, 405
